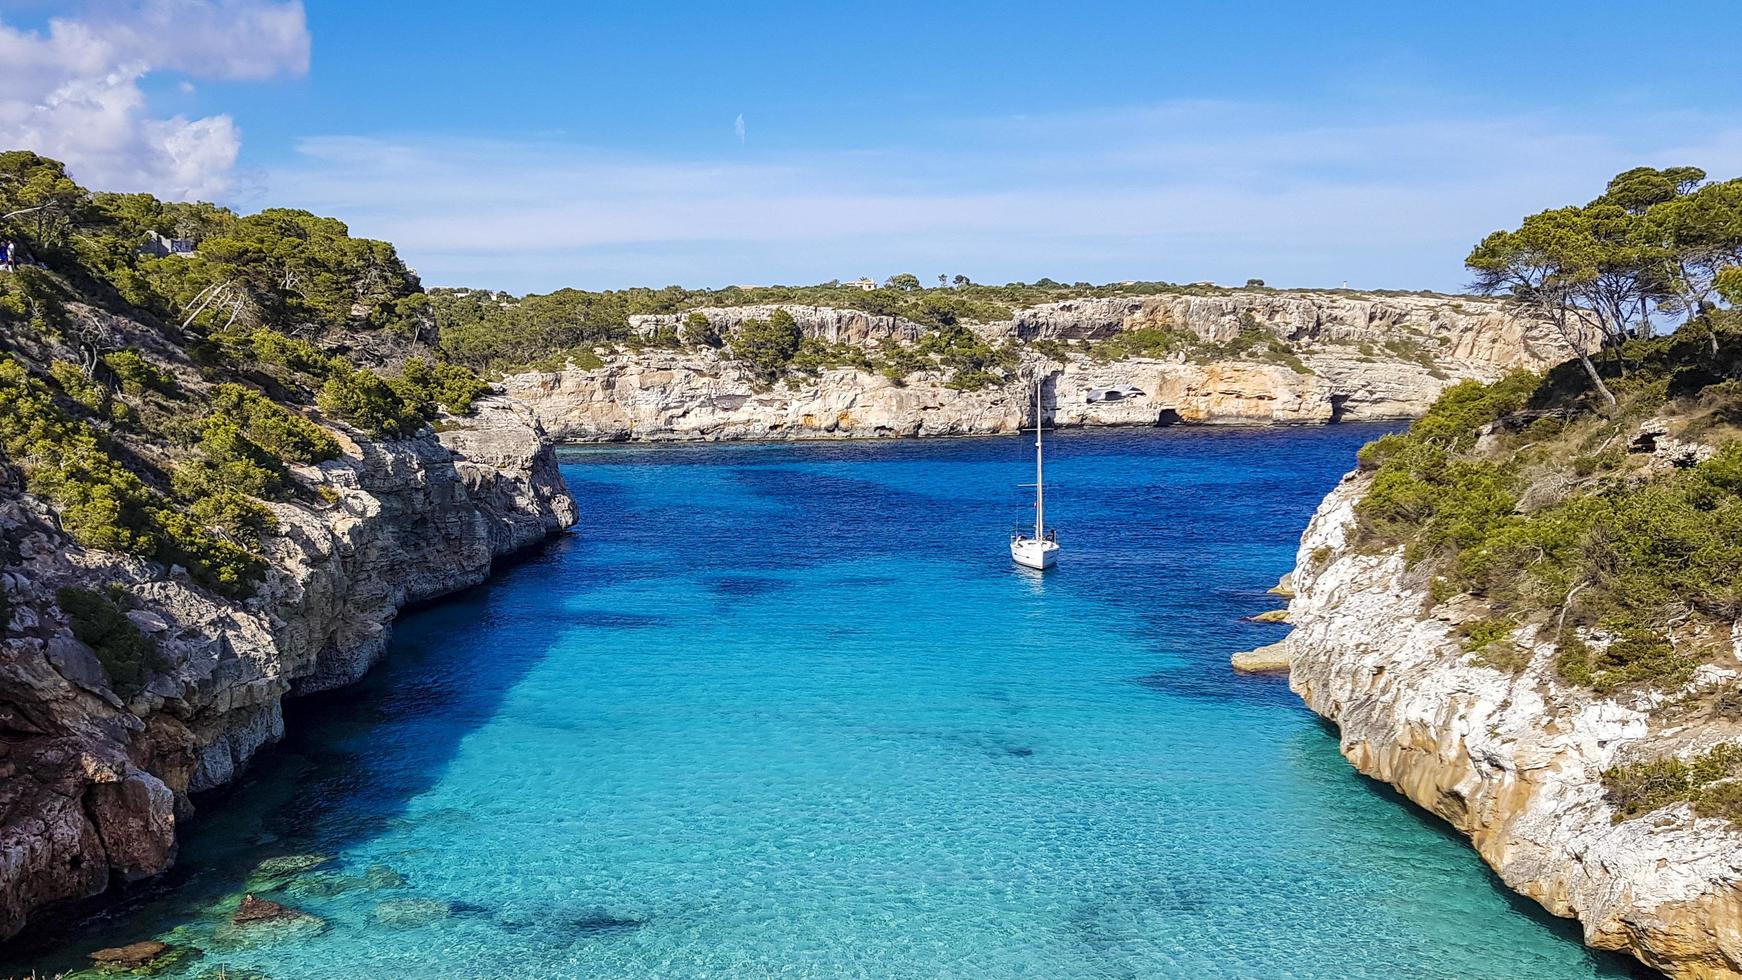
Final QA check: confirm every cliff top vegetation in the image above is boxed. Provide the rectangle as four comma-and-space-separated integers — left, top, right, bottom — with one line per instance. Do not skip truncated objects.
0, 150, 492, 599
1350, 167, 1742, 697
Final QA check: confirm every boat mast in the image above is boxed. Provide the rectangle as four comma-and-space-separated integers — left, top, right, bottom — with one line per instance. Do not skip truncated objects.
1034, 378, 1044, 539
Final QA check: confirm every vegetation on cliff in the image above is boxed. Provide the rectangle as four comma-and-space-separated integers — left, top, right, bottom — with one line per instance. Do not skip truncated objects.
425, 278, 1254, 373
0, 151, 494, 663
1352, 168, 1742, 695
1469, 165, 1742, 405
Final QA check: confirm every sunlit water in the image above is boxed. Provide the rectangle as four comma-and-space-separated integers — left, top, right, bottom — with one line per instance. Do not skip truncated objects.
6, 427, 1635, 979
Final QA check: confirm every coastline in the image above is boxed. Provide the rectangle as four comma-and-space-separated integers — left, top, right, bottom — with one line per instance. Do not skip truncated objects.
0, 396, 578, 945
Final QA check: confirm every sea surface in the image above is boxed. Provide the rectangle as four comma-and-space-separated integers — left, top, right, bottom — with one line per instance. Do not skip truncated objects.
6, 426, 1636, 979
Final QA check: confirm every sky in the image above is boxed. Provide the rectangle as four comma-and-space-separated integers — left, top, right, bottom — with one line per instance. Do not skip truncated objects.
4, 1, 1742, 294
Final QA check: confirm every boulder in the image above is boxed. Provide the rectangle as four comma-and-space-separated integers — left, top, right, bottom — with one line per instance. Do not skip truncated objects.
1231, 641, 1292, 674
88, 939, 170, 968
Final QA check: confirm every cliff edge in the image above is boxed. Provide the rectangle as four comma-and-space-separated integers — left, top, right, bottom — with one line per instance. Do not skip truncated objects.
504, 290, 1582, 441
1267, 317, 1742, 978
0, 391, 574, 941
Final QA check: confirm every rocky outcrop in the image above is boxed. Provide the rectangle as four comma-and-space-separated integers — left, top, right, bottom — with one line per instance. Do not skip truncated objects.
1276, 475, 1742, 978
631, 304, 923, 345
515, 290, 1580, 441
504, 344, 1552, 443
0, 396, 575, 941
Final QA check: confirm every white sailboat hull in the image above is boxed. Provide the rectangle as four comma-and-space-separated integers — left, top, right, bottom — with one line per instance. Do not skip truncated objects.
1011, 537, 1059, 570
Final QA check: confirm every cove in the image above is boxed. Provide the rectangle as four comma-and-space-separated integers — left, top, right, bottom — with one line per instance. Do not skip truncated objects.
5, 426, 1635, 979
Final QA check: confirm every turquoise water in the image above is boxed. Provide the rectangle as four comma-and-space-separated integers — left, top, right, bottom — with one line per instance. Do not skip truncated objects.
7, 427, 1634, 979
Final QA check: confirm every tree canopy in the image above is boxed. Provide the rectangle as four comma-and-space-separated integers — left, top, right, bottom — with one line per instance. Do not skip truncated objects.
1467, 166, 1742, 404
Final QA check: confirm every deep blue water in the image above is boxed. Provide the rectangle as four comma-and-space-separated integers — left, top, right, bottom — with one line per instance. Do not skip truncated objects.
7, 426, 1635, 979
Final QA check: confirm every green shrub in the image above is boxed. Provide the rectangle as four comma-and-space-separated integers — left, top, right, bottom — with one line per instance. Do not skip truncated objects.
568, 347, 606, 370
244, 329, 342, 377
101, 350, 178, 396
788, 337, 873, 376
389, 357, 491, 416
684, 312, 721, 348
729, 309, 803, 380
173, 416, 291, 499
48, 360, 111, 415
0, 357, 263, 595
209, 383, 340, 463
318, 363, 422, 438
1603, 744, 1742, 823
188, 489, 277, 546
1089, 326, 1197, 362
55, 586, 163, 697
1555, 630, 1698, 693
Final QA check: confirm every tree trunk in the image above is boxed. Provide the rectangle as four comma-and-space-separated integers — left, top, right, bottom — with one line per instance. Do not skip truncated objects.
1557, 319, 1616, 407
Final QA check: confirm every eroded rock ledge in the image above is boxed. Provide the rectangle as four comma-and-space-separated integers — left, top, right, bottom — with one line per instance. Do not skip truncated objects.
1278, 475, 1742, 979
506, 290, 1580, 441
0, 396, 576, 941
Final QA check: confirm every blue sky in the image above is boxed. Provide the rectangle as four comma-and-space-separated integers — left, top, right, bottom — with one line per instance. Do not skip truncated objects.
5, 1, 1742, 293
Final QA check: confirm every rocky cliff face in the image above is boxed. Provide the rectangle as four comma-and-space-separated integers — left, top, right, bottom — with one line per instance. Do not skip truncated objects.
523, 291, 1575, 441
1280, 475, 1742, 979
0, 396, 575, 941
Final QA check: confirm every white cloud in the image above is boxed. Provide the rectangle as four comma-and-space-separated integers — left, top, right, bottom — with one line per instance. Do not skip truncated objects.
0, 0, 308, 199
734, 113, 746, 144
257, 103, 1742, 294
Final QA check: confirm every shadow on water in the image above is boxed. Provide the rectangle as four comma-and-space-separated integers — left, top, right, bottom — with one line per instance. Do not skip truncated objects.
0, 533, 590, 973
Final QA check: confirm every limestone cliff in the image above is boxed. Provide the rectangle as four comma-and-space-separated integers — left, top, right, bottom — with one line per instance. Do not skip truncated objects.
0, 395, 576, 941
509, 290, 1576, 441
1279, 476, 1742, 979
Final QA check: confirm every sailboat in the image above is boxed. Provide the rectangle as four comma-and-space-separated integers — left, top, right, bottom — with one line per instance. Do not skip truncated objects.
1010, 377, 1060, 570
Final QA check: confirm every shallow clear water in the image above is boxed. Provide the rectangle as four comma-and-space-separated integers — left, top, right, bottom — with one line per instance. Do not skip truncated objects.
7, 427, 1635, 979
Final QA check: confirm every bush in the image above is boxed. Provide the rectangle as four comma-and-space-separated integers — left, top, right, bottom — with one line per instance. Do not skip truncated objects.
0, 357, 264, 595
318, 363, 421, 438
55, 586, 162, 697
188, 489, 278, 546
209, 383, 340, 463
730, 309, 802, 380
684, 312, 721, 348
389, 357, 490, 416
1603, 743, 1742, 824
48, 360, 112, 416
1088, 326, 1198, 363
173, 416, 292, 499
101, 350, 178, 396
788, 337, 872, 376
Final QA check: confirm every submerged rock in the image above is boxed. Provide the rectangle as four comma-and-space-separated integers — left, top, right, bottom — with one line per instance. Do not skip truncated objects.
88, 939, 170, 968
363, 864, 408, 890
245, 854, 331, 891
207, 895, 327, 950
372, 898, 453, 928
232, 895, 305, 926
78, 939, 200, 976
570, 913, 648, 936
282, 871, 365, 899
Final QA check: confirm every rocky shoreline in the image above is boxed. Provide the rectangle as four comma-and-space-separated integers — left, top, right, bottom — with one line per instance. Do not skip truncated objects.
502, 290, 1582, 442
0, 395, 576, 943
1260, 474, 1742, 979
